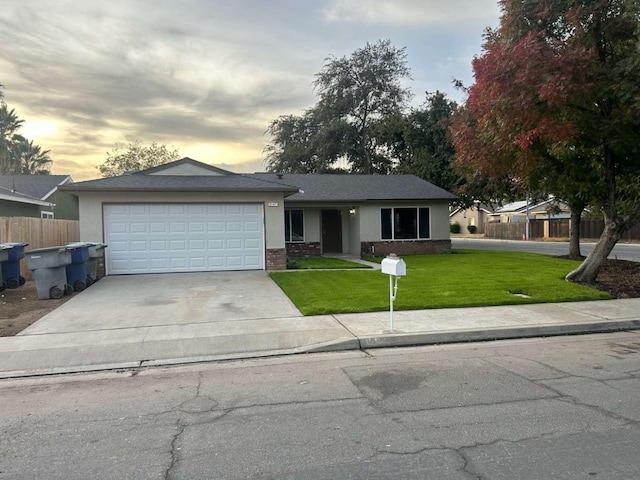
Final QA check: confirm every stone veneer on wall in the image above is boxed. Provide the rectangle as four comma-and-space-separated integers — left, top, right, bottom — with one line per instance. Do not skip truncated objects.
266, 248, 287, 270
360, 240, 451, 257
285, 242, 322, 258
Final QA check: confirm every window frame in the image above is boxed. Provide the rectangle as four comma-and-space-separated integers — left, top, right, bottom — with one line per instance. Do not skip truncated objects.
284, 209, 305, 243
380, 207, 431, 241
41, 211, 54, 219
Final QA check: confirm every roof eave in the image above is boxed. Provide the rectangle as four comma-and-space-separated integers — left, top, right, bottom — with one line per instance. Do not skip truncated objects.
60, 186, 299, 194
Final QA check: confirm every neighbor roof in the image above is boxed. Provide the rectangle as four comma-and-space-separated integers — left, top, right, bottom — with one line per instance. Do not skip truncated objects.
0, 175, 73, 200
0, 185, 54, 206
251, 173, 458, 202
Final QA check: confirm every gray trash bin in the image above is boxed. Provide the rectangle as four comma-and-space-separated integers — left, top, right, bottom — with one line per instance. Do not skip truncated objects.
0, 244, 11, 291
25, 246, 73, 299
86, 243, 107, 284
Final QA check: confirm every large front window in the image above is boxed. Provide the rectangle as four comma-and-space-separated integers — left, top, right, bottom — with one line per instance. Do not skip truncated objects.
381, 207, 430, 240
285, 209, 304, 242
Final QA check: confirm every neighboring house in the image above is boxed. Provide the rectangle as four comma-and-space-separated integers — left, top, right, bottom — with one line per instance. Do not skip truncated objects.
61, 157, 457, 274
487, 198, 571, 224
449, 203, 495, 234
0, 185, 55, 218
0, 175, 78, 219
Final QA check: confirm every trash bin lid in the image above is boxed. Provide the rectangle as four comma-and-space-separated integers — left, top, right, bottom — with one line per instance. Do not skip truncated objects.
65, 242, 93, 249
0, 242, 29, 248
26, 246, 71, 254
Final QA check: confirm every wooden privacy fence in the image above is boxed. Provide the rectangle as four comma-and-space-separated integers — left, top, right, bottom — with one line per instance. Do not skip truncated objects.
485, 218, 640, 241
0, 217, 80, 280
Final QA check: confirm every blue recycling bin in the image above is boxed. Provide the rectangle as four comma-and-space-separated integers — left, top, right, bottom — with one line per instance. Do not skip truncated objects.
0, 242, 28, 289
0, 244, 12, 291
65, 242, 91, 292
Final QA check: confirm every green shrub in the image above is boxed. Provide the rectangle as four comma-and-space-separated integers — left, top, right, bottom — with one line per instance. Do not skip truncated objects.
467, 225, 477, 234
450, 222, 461, 234
286, 256, 299, 269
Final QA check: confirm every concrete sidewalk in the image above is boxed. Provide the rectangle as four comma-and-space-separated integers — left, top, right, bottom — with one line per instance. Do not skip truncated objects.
1, 297, 639, 379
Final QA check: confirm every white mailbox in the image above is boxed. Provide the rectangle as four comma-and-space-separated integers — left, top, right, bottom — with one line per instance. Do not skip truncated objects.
381, 254, 406, 277
380, 254, 406, 333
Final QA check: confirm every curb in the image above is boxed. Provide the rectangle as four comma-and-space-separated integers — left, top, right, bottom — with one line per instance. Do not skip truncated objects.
355, 320, 640, 350
2, 320, 639, 380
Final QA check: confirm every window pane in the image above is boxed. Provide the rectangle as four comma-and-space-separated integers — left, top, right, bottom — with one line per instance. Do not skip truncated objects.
284, 210, 291, 242
291, 210, 304, 242
381, 208, 392, 239
394, 208, 417, 239
419, 208, 430, 238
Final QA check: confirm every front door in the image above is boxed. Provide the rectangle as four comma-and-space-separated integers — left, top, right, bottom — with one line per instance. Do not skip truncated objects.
321, 209, 342, 253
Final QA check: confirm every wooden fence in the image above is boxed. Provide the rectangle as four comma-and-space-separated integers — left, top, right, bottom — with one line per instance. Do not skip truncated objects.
485, 218, 640, 241
0, 217, 80, 280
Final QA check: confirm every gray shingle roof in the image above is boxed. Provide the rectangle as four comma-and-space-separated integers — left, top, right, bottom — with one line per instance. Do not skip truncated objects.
0, 175, 72, 200
62, 173, 300, 194
62, 156, 457, 202
250, 173, 458, 202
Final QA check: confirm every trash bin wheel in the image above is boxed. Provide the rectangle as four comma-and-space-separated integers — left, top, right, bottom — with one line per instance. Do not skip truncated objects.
64, 284, 73, 296
19, 276, 26, 286
49, 286, 64, 299
73, 280, 86, 292
6, 277, 20, 289
86, 275, 95, 287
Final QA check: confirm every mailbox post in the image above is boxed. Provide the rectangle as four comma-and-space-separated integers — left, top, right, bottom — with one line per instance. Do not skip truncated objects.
380, 253, 406, 332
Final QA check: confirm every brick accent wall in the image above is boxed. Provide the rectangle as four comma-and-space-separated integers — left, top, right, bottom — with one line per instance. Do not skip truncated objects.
266, 248, 287, 270
285, 242, 322, 258
360, 240, 451, 257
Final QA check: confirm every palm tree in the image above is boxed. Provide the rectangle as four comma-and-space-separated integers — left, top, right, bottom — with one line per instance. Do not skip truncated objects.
12, 138, 52, 174
0, 103, 25, 174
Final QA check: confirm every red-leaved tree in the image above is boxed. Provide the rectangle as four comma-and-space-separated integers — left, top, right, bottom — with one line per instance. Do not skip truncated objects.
450, 0, 640, 282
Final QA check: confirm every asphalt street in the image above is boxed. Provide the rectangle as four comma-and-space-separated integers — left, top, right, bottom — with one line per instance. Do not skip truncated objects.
452, 237, 640, 262
1, 331, 639, 479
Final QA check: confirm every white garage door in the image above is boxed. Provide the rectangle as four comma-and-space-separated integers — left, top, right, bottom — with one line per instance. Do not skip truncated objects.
104, 203, 264, 274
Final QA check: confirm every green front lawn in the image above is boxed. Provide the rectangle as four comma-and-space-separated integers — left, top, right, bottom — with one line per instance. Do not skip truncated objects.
270, 250, 610, 315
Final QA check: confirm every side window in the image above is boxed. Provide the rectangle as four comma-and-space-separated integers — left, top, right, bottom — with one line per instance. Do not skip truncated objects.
285, 210, 304, 242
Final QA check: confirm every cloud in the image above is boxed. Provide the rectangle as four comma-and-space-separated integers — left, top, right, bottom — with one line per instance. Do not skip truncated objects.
323, 0, 500, 27
0, 1, 500, 180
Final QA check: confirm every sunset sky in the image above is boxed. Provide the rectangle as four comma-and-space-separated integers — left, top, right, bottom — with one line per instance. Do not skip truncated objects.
0, 0, 501, 181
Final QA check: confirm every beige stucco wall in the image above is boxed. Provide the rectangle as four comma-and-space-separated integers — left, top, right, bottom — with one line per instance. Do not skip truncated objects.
359, 201, 451, 242
148, 164, 222, 176
76, 191, 286, 249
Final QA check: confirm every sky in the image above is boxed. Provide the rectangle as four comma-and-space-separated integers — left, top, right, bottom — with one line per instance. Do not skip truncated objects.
0, 0, 501, 181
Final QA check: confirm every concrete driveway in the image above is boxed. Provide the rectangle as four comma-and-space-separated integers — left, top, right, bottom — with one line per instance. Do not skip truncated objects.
0, 271, 357, 377
21, 271, 303, 335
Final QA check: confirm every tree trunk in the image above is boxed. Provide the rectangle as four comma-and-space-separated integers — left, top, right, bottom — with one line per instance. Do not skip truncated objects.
568, 208, 582, 259
565, 219, 622, 283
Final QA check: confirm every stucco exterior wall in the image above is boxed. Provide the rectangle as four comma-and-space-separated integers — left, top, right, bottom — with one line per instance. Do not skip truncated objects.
76, 191, 286, 249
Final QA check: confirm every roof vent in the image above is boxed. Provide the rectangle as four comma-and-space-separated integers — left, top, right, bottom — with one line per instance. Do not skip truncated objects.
276, 173, 283, 180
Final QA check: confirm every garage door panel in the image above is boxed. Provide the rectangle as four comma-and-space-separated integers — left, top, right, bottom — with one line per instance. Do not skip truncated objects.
104, 203, 264, 274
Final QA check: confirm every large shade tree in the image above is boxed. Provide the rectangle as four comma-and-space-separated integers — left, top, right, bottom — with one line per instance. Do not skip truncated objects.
265, 40, 412, 174
98, 139, 180, 177
376, 91, 465, 196
450, 0, 640, 281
